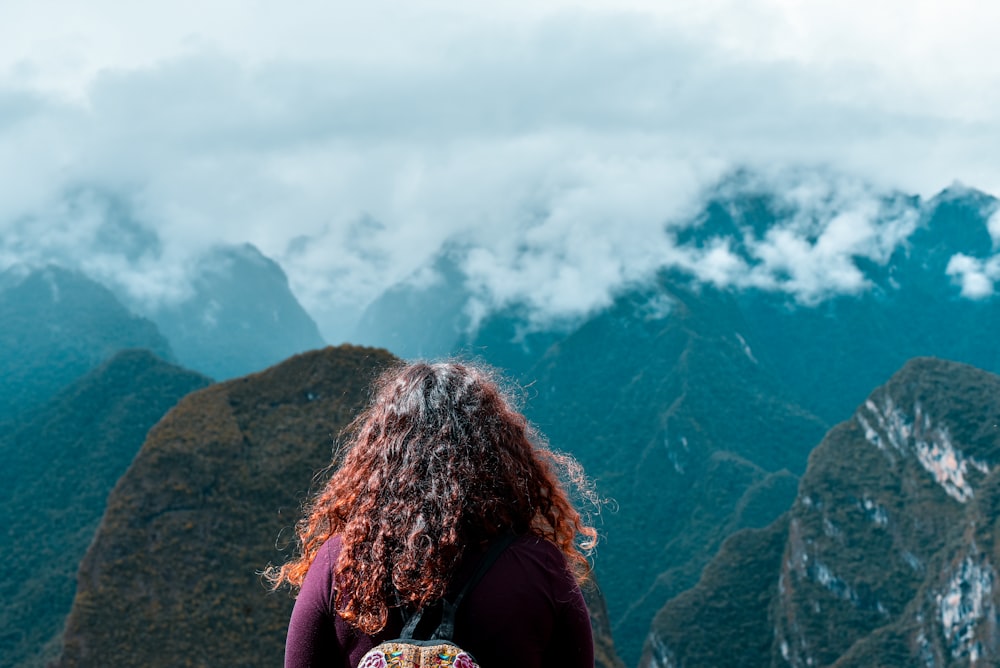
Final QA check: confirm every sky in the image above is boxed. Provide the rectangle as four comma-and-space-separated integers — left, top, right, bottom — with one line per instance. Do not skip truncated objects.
3, 0, 1000, 341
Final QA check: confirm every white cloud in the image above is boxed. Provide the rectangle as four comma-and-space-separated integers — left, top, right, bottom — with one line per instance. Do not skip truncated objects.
685, 239, 751, 289
989, 210, 1000, 250
741, 181, 919, 301
946, 253, 1000, 300
2, 2, 1000, 340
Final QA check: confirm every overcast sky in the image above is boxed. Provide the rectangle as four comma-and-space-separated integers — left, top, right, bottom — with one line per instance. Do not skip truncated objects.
3, 0, 1000, 340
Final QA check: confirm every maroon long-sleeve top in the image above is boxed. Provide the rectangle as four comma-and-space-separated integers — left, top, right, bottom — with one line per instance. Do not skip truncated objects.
284, 534, 594, 668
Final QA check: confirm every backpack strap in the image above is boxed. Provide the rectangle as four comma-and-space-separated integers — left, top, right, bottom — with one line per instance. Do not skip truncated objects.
399, 533, 516, 641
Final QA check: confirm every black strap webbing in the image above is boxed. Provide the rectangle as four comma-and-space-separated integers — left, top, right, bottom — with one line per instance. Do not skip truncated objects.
400, 533, 516, 641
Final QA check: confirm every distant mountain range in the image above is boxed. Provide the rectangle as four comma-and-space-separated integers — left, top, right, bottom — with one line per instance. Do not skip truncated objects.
0, 266, 172, 424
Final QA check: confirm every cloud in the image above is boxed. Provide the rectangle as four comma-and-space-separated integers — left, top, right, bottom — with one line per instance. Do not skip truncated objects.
657, 170, 920, 303
946, 254, 1000, 299
2, 4, 1000, 340
989, 209, 1000, 249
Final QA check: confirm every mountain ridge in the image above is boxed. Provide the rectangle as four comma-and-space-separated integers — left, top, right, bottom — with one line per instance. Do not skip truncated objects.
0, 266, 173, 423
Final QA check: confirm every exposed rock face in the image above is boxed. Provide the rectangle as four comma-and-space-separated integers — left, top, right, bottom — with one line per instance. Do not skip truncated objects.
643, 358, 1000, 667
0, 350, 208, 668
0, 266, 172, 422
56, 345, 624, 667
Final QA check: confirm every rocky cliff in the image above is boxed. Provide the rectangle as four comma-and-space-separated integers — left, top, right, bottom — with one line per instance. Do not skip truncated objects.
644, 357, 1000, 667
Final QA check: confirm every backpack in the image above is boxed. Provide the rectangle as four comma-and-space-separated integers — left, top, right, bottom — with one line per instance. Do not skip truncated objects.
357, 534, 515, 668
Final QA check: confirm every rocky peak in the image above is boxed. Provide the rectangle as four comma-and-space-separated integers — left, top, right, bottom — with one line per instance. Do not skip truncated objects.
643, 357, 1000, 667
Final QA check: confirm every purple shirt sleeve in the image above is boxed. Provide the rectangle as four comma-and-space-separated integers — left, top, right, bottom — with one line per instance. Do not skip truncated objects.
284, 538, 340, 667
284, 535, 594, 668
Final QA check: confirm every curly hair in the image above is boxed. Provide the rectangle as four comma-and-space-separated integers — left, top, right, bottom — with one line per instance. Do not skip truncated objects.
268, 361, 597, 634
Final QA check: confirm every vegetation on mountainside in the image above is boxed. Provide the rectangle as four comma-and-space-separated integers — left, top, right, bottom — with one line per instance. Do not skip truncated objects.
59, 346, 393, 667
0, 350, 209, 668
640, 517, 790, 668
506, 277, 827, 664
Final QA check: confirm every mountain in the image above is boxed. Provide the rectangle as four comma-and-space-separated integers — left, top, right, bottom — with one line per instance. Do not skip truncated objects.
590, 582, 629, 668
512, 275, 827, 665
733, 186, 1000, 424
643, 357, 1000, 667
0, 349, 209, 668
351, 247, 471, 359
55, 345, 389, 666
55, 345, 624, 668
140, 243, 326, 380
350, 181, 1000, 663
0, 266, 173, 424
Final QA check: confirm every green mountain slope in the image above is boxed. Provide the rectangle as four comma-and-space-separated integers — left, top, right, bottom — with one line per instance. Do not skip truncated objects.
517, 277, 827, 665
0, 350, 209, 668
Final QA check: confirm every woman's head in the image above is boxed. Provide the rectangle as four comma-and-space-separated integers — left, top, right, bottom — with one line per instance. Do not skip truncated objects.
271, 360, 597, 633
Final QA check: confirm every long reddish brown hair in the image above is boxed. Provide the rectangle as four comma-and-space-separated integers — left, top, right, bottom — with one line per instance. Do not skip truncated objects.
268, 361, 597, 634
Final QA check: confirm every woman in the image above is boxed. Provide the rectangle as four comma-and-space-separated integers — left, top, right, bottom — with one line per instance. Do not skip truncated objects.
269, 361, 598, 668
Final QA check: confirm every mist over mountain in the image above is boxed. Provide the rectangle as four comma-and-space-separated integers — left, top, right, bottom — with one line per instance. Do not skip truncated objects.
2, 192, 327, 381
733, 185, 1000, 424
352, 247, 470, 359
644, 358, 1000, 667
135, 243, 326, 380
357, 177, 997, 359
0, 349, 209, 668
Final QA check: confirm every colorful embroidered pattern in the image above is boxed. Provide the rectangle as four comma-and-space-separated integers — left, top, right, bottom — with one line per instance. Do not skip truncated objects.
358, 642, 478, 668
